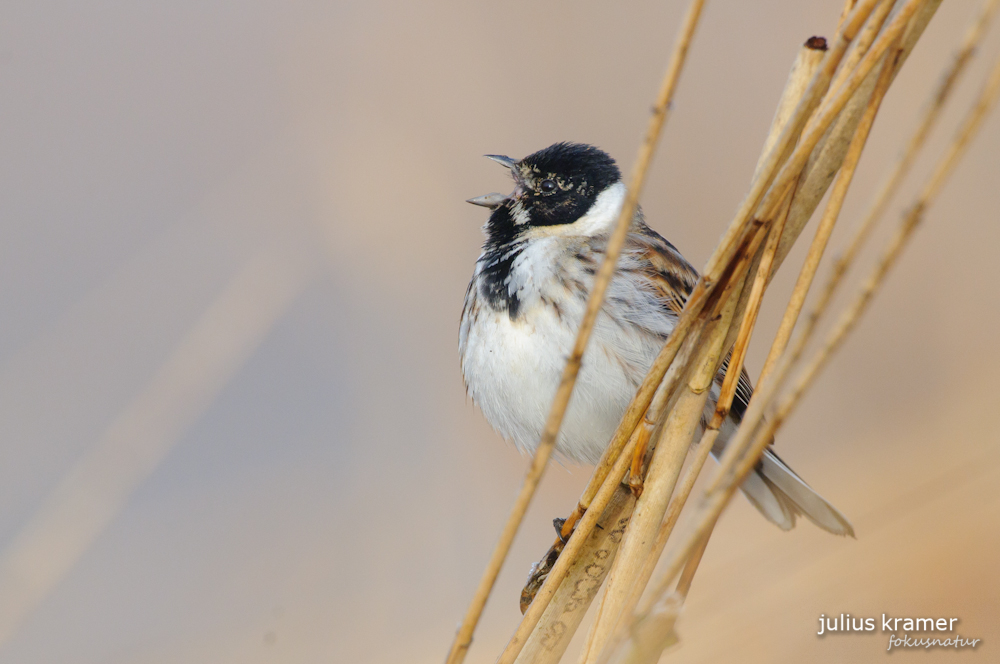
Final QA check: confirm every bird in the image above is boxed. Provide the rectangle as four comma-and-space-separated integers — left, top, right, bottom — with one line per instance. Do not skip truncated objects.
459, 142, 853, 536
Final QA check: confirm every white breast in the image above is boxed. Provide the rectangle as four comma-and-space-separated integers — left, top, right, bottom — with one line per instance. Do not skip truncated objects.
460, 237, 672, 464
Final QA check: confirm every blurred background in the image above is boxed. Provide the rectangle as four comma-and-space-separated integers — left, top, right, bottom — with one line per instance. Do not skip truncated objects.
1, 1, 998, 662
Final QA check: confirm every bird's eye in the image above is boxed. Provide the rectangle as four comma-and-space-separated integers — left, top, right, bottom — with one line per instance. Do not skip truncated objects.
539, 179, 558, 194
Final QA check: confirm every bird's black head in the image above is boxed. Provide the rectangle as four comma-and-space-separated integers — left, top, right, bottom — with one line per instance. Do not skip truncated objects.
467, 143, 622, 317
468, 143, 622, 241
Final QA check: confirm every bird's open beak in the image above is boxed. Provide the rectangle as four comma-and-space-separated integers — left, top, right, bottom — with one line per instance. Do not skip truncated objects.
484, 154, 518, 170
466, 192, 508, 209
466, 154, 523, 209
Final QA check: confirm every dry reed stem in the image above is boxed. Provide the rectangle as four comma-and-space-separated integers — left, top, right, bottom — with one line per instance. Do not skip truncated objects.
596, 193, 796, 664
623, 42, 1000, 664
718, 0, 919, 363
600, 4, 947, 661
752, 0, 923, 237
772, 0, 943, 274
562, 286, 724, 539
572, 9, 870, 544
632, 330, 804, 622
581, 14, 903, 659
597, 260, 759, 624
504, 329, 714, 664
562, 238, 757, 542
648, 429, 717, 573
783, 52, 1000, 419
498, 418, 644, 664
514, 486, 637, 664
578, 388, 709, 664
718, 48, 1000, 529
599, 3, 945, 662
798, 0, 999, 361
718, 196, 792, 412
660, 204, 797, 598
582, 18, 871, 476
487, 8, 710, 661
545, 0, 710, 541
503, 331, 715, 664
839, 0, 860, 31
592, 8, 916, 651
752, 39, 832, 180
674, 513, 718, 599
444, 3, 706, 661
618, 594, 684, 664
560, 4, 876, 537
699, 0, 880, 285
580, 42, 828, 662
575, 293, 741, 664
660, 195, 794, 617
607, 188, 795, 656
482, 1, 954, 661
721, 0, 940, 406
713, 0, 939, 479
823, 0, 895, 121
663, 35, 904, 600
577, 209, 780, 664
760, 34, 901, 382
559, 339, 677, 540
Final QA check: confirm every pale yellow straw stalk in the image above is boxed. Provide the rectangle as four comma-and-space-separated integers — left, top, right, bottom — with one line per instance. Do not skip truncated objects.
531, 3, 930, 659
569, 36, 828, 663
617, 45, 1000, 664
580, 3, 913, 658
786, 0, 1000, 372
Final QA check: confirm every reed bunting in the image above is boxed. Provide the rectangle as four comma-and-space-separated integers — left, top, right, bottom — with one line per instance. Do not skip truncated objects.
459, 142, 852, 536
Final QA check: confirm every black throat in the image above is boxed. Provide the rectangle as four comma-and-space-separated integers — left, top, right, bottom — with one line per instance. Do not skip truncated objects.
478, 202, 526, 319
473, 143, 623, 320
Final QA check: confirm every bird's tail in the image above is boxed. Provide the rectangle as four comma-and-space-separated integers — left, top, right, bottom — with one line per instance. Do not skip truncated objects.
737, 448, 854, 537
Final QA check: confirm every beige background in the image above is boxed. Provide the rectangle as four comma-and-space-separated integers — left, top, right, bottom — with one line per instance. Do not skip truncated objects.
1, 1, 998, 662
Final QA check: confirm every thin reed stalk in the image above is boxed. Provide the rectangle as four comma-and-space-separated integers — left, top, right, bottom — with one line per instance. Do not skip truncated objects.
751, 0, 925, 248
719, 0, 940, 366
793, 0, 1000, 366
499, 411, 645, 664
701, 0, 881, 284
760, 34, 902, 380
514, 486, 636, 664
788, 52, 1000, 410
823, 0, 895, 118
771, 0, 942, 273
576, 296, 739, 664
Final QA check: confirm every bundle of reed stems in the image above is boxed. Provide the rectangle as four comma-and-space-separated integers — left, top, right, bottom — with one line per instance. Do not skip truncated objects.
446, 1, 1000, 662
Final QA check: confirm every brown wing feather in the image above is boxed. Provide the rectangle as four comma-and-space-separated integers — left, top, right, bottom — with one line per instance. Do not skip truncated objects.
623, 223, 699, 317
625, 220, 757, 422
